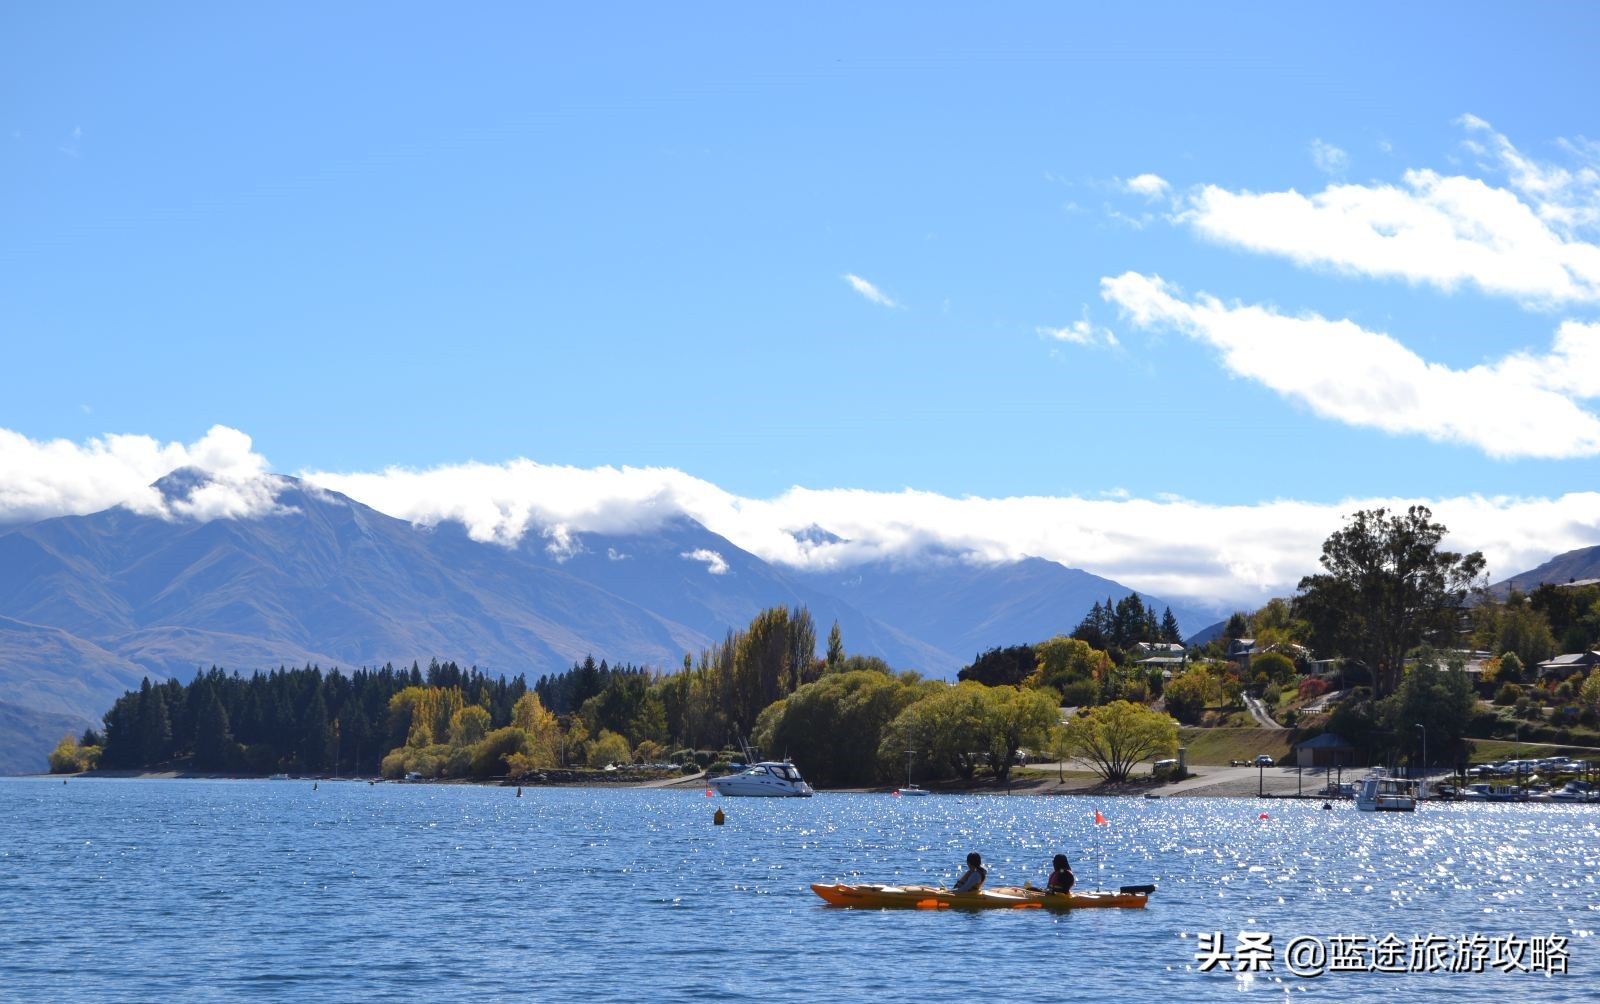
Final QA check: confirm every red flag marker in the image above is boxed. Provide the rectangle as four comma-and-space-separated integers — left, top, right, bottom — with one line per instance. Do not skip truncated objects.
1093, 809, 1108, 825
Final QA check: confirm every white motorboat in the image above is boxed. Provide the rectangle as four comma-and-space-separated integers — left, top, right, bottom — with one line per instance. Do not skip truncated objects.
708, 760, 814, 797
1547, 781, 1592, 803
1354, 769, 1418, 812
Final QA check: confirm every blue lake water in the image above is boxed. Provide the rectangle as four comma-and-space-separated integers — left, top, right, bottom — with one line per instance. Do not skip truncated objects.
1, 778, 1594, 1002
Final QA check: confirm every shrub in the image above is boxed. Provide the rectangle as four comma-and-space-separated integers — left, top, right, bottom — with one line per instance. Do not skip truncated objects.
471, 726, 533, 777
1496, 683, 1522, 706
1298, 677, 1331, 701
1058, 679, 1097, 708
380, 750, 408, 779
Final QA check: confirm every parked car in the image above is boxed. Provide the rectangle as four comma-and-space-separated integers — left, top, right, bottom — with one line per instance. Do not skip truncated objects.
1253, 754, 1275, 767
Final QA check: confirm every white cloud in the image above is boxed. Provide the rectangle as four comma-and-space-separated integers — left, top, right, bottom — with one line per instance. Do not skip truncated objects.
1037, 313, 1118, 348
1101, 272, 1600, 459
1310, 139, 1349, 175
2, 425, 1597, 609
1459, 114, 1600, 232
843, 273, 898, 307
1123, 173, 1171, 199
0, 424, 280, 524
681, 548, 729, 575
1176, 122, 1600, 307
301, 456, 1599, 610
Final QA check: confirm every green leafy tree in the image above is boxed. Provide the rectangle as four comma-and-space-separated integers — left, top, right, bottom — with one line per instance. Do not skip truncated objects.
1162, 670, 1209, 724
1029, 636, 1110, 696
48, 735, 93, 773
471, 726, 533, 777
826, 621, 844, 669
1294, 507, 1486, 697
447, 705, 492, 747
1496, 651, 1525, 684
1060, 700, 1179, 783
980, 687, 1059, 784
586, 729, 632, 767
757, 670, 930, 787
1380, 652, 1476, 768
1494, 598, 1556, 673
878, 681, 992, 782
1579, 669, 1600, 719
1252, 651, 1297, 684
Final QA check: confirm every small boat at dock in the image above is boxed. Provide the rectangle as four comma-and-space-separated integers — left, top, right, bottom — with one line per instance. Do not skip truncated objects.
1354, 769, 1418, 812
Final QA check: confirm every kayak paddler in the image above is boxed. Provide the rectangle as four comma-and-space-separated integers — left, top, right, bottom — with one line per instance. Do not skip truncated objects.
1046, 853, 1076, 895
952, 851, 987, 892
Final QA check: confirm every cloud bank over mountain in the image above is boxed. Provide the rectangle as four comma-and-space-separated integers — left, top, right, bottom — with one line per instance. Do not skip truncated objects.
4, 425, 1596, 610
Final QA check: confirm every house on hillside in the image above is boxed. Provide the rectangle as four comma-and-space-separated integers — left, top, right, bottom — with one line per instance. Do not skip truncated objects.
1227, 637, 1260, 667
1536, 651, 1600, 680
1134, 641, 1187, 676
1133, 641, 1186, 657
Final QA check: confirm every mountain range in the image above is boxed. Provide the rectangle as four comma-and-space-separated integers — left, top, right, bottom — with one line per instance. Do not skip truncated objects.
0, 469, 1223, 771
1491, 544, 1600, 595
20, 468, 1590, 774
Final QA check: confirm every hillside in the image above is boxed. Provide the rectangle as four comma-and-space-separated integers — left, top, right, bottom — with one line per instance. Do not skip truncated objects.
0, 469, 1227, 772
1492, 543, 1600, 596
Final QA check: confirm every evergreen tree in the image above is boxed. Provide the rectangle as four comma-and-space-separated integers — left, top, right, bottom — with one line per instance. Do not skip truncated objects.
135, 678, 172, 765
826, 621, 844, 668
194, 689, 232, 770
1160, 607, 1182, 644
300, 685, 328, 772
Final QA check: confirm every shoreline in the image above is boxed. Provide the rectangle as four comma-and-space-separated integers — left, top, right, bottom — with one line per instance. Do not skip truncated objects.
38, 765, 1350, 799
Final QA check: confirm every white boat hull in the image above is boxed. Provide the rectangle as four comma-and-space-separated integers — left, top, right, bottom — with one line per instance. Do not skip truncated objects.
708, 761, 814, 797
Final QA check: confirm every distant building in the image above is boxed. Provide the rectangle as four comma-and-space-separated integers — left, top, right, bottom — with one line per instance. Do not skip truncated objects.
1293, 732, 1356, 769
1536, 651, 1600, 680
1133, 641, 1186, 656
1136, 655, 1188, 677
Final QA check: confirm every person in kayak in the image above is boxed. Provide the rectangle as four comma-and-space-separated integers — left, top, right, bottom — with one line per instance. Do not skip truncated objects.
952, 852, 987, 892
1046, 853, 1076, 895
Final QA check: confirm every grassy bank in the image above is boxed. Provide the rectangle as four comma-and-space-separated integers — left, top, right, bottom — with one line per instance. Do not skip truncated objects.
1178, 727, 1295, 765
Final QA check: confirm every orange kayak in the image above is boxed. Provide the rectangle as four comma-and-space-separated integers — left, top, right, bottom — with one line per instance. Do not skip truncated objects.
810, 882, 1153, 910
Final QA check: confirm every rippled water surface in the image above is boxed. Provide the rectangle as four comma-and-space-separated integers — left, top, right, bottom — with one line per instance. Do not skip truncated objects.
2, 778, 1594, 1002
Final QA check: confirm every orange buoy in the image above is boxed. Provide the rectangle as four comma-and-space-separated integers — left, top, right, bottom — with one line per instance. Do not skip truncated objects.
713, 808, 725, 825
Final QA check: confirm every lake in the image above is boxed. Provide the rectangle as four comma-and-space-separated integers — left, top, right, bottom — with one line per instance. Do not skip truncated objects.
0, 778, 1593, 1002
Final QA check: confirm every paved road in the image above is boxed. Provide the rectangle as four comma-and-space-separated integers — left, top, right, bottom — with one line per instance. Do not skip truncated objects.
1242, 693, 1284, 729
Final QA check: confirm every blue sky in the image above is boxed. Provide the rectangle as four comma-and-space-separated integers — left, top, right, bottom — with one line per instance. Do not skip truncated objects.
5, 4, 1599, 609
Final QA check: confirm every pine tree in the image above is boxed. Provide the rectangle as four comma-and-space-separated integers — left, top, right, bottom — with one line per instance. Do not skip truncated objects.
826, 621, 844, 668
1161, 607, 1182, 644
301, 686, 328, 772
135, 678, 172, 765
194, 689, 232, 771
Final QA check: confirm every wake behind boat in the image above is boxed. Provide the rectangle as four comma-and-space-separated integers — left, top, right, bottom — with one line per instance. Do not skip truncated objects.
708, 760, 814, 797
811, 882, 1154, 911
